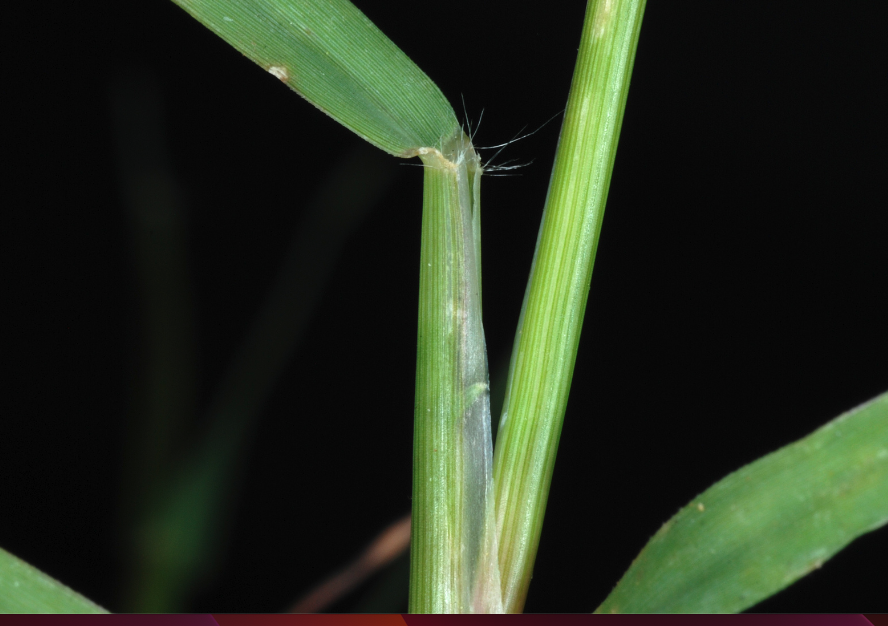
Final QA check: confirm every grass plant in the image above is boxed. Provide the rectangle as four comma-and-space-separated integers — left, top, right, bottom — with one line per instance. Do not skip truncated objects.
1, 0, 886, 614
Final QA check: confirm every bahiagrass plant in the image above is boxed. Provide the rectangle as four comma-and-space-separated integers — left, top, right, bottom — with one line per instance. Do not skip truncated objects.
1, 0, 886, 614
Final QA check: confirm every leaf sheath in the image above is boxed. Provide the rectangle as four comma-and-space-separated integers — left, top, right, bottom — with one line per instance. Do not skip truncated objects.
410, 133, 502, 613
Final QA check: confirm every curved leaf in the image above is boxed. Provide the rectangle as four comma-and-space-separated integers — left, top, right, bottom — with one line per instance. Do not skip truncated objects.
0, 547, 107, 613
169, 0, 459, 156
596, 390, 888, 613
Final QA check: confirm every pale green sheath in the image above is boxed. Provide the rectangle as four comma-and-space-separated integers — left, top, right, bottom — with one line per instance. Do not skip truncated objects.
412, 131, 503, 613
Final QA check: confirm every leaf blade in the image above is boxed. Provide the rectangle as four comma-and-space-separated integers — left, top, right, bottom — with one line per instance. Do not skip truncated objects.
169, 0, 459, 155
0, 547, 107, 613
596, 390, 888, 613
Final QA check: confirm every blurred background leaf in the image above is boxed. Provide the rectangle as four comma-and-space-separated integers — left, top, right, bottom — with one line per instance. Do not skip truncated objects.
110, 72, 399, 611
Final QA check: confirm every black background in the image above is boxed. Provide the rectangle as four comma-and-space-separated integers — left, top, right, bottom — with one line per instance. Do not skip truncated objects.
4, 0, 887, 614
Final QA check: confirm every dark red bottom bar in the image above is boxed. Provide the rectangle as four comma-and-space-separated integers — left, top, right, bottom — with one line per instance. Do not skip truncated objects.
0, 614, 882, 626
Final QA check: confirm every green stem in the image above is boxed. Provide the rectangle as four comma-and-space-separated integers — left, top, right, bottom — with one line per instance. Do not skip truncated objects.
410, 132, 502, 613
492, 0, 647, 612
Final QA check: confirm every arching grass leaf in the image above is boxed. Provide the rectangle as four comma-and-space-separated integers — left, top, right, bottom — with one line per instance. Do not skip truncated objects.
0, 547, 106, 613
169, 0, 459, 156
596, 390, 888, 613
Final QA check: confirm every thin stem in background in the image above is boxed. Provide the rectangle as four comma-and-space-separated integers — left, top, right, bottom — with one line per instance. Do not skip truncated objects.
288, 514, 410, 613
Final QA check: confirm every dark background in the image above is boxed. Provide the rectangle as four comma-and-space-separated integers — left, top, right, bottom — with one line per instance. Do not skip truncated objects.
4, 0, 886, 613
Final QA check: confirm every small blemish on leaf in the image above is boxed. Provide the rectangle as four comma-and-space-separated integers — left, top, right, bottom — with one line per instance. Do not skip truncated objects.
697, 502, 705, 512
268, 65, 289, 82
593, 0, 615, 38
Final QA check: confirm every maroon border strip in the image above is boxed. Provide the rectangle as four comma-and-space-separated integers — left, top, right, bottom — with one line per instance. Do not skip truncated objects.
401, 616, 874, 626
0, 614, 879, 626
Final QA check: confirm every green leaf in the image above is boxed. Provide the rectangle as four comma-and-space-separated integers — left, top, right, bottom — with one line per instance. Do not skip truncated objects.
596, 390, 888, 613
491, 0, 647, 612
0, 547, 107, 613
169, 0, 459, 156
